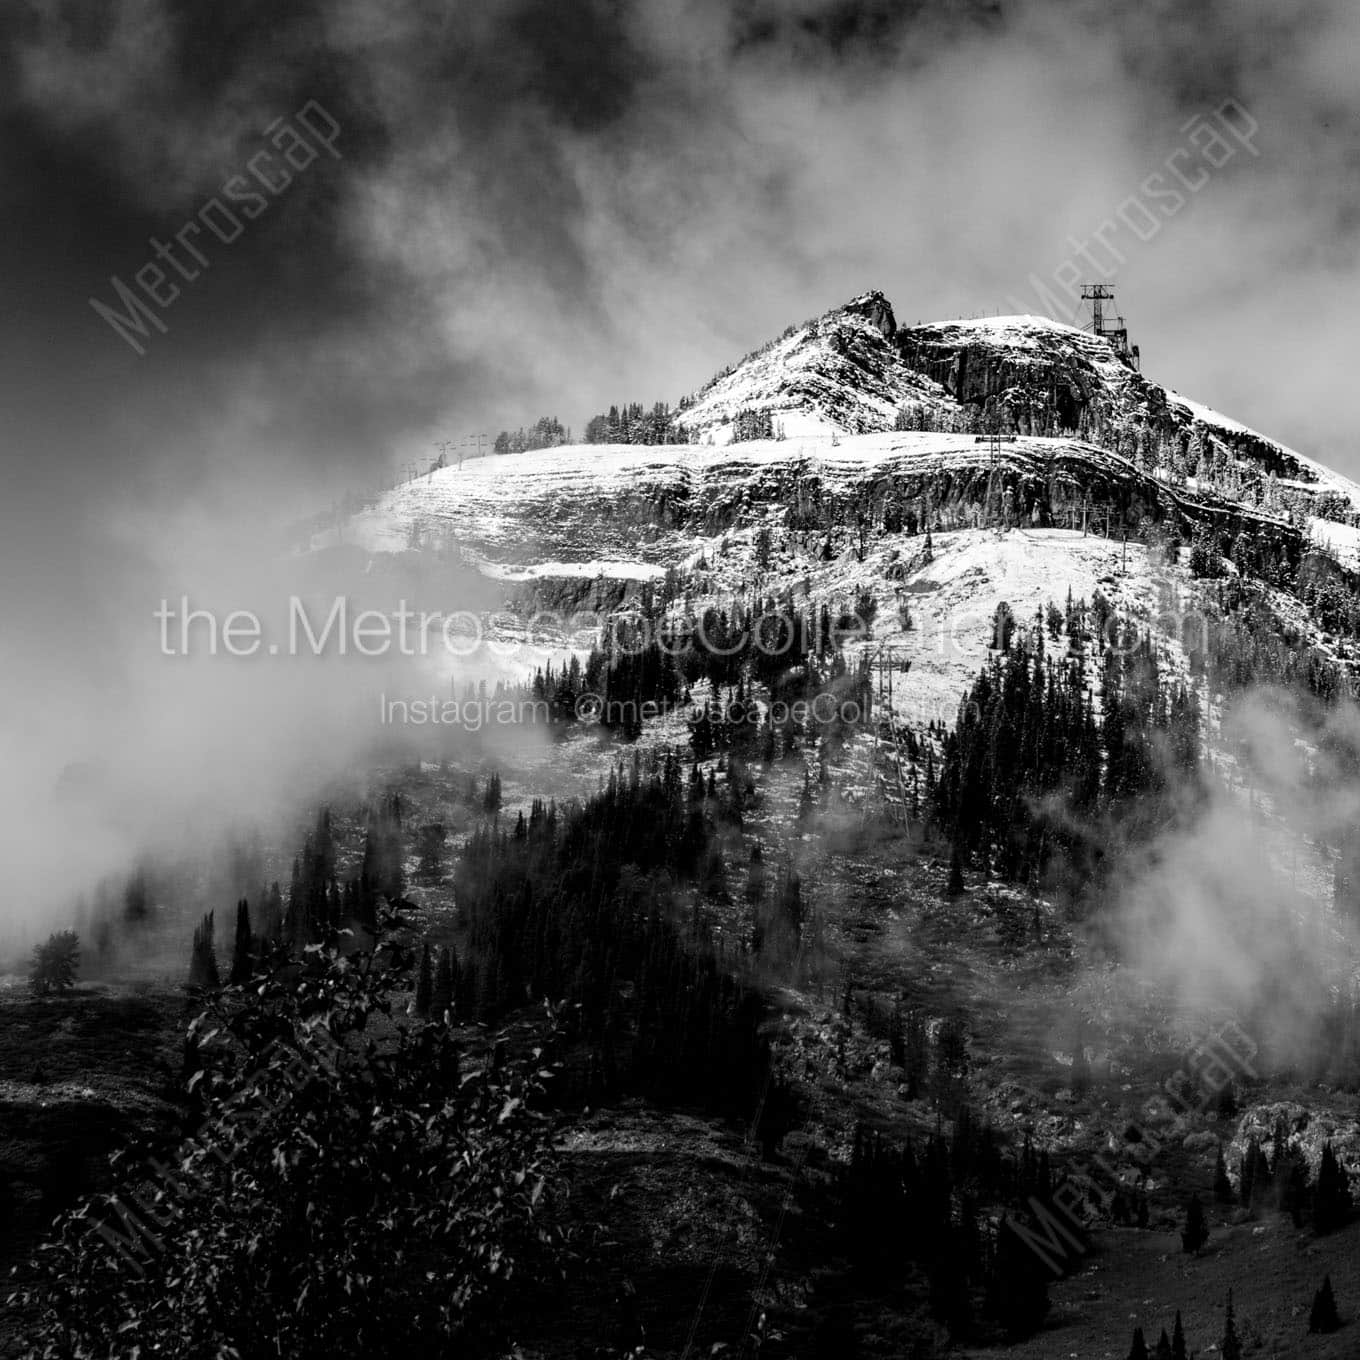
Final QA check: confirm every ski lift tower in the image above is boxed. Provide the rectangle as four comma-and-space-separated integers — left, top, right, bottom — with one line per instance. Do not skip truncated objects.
1080, 284, 1140, 371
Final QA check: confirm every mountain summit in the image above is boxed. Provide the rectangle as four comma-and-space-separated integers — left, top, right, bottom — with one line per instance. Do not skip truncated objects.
676, 291, 1357, 524
330, 290, 1360, 719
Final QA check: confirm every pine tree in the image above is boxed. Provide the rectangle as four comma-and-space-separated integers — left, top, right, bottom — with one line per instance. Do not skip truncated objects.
1314, 1140, 1352, 1233
431, 946, 455, 1023
1153, 1327, 1172, 1360
1126, 1326, 1148, 1360
29, 931, 80, 996
1180, 1194, 1208, 1254
263, 881, 284, 942
1213, 1144, 1234, 1204
1171, 1310, 1187, 1360
414, 943, 434, 1018
946, 843, 966, 896
1221, 1289, 1242, 1360
188, 911, 220, 989
229, 898, 252, 985
1309, 1274, 1340, 1333
903, 1006, 929, 1099
991, 1215, 1050, 1338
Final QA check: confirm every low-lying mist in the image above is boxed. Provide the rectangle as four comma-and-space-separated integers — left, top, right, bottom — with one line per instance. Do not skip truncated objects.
0, 477, 559, 951
1108, 685, 1360, 1067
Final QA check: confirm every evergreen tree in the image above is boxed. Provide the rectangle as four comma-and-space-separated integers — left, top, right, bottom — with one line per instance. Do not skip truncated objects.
414, 943, 434, 1018
29, 931, 80, 996
946, 843, 966, 897
1221, 1289, 1242, 1360
263, 881, 285, 942
123, 867, 149, 924
229, 898, 253, 985
1180, 1194, 1208, 1254
1126, 1326, 1148, 1360
903, 1006, 929, 1099
1153, 1328, 1172, 1360
431, 946, 455, 1023
1216, 1076, 1237, 1117
1171, 1310, 1187, 1360
1314, 1141, 1352, 1234
990, 1215, 1050, 1338
188, 911, 220, 989
1309, 1274, 1340, 1333
416, 823, 446, 882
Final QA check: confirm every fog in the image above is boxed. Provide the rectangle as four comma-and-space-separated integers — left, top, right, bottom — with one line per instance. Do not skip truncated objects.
1110, 686, 1360, 1063
4, 0, 1360, 951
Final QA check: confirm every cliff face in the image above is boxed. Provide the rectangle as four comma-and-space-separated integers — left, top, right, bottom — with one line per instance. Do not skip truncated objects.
332, 294, 1360, 594
844, 288, 897, 340
672, 292, 951, 444
894, 317, 1135, 434
670, 293, 1359, 533
341, 433, 1306, 579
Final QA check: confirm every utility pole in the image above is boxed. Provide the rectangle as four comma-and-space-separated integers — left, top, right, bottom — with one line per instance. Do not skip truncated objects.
1080, 283, 1140, 370
1082, 282, 1112, 338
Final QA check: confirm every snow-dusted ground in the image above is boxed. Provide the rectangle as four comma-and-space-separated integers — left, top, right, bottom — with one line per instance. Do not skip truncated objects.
674, 292, 955, 444
336, 430, 1147, 564
1166, 391, 1360, 510
1307, 516, 1360, 571
844, 526, 1159, 728
326, 419, 1342, 736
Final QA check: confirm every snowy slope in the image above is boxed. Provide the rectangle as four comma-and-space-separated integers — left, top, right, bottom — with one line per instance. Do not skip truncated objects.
666, 291, 1360, 527
674, 292, 955, 444
338, 431, 1166, 566
313, 298, 1360, 732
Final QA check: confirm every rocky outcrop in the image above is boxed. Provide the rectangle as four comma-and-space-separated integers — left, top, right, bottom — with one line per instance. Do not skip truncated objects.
844, 289, 897, 340
895, 318, 1139, 435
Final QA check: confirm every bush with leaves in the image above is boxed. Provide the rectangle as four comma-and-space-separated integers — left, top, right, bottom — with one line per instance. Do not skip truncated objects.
28, 930, 79, 996
17, 941, 569, 1359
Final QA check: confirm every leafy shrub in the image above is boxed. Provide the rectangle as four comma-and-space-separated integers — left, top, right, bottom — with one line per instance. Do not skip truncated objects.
29, 930, 79, 996
18, 943, 568, 1358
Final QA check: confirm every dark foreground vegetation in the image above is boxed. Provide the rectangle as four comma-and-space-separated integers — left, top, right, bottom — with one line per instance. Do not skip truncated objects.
16, 545, 1360, 1357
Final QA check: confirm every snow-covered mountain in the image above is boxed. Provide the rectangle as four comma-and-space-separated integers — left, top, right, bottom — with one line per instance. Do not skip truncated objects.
320, 290, 1360, 724
672, 292, 956, 443
674, 290, 1359, 522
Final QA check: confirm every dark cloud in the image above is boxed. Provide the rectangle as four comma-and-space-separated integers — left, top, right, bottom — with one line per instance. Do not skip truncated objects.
4, 0, 1360, 928
0, 0, 1356, 533
505, 0, 650, 131
731, 0, 1002, 60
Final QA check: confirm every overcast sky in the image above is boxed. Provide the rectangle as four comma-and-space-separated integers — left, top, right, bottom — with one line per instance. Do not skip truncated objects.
3, 0, 1358, 924
5, 0, 1359, 512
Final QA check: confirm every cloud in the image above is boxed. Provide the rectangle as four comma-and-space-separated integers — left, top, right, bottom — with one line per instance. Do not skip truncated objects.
1109, 685, 1360, 1064
4, 0, 1360, 938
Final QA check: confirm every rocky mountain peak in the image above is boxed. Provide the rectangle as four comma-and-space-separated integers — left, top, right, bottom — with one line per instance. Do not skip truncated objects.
842, 289, 897, 339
